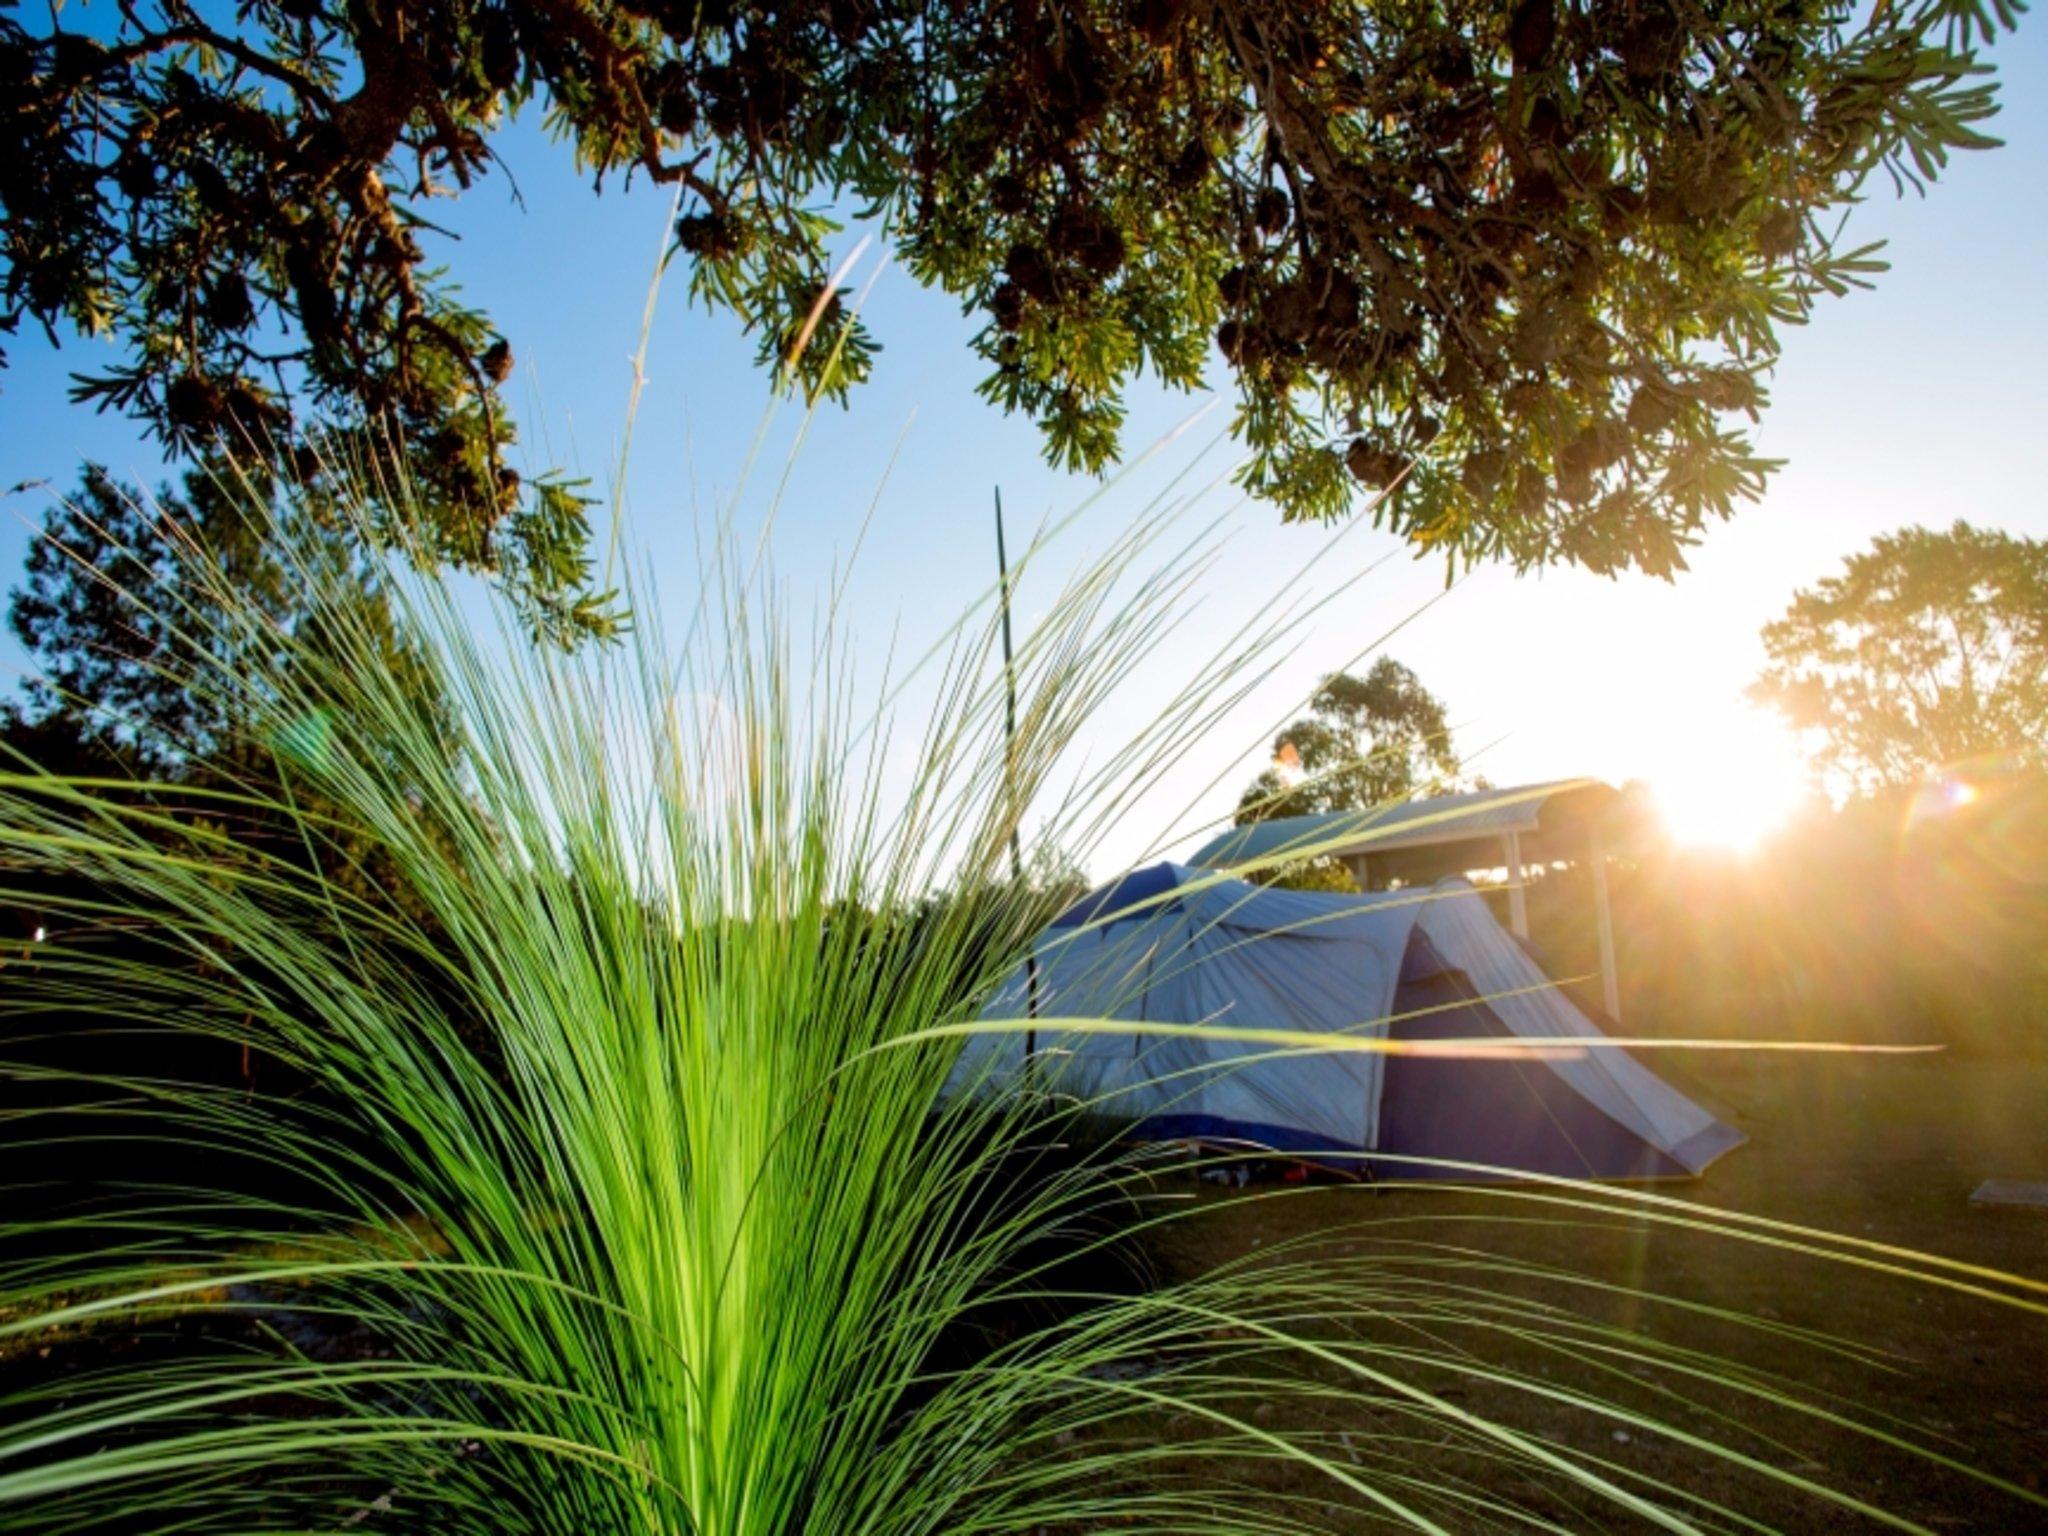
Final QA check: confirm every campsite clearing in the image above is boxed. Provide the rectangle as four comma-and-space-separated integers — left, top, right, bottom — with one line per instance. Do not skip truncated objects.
1142, 1050, 2048, 1531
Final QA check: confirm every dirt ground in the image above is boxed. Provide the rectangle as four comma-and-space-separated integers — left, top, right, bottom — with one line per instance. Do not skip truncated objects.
1142, 1051, 2048, 1532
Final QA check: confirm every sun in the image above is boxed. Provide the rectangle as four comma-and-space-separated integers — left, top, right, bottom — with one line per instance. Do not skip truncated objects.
1648, 708, 1815, 853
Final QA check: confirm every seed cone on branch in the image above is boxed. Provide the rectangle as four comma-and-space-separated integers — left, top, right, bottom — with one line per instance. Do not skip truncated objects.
1346, 436, 1403, 488
1254, 187, 1292, 234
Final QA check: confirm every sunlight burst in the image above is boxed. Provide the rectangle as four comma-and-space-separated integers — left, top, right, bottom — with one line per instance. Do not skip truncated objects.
1649, 709, 1814, 852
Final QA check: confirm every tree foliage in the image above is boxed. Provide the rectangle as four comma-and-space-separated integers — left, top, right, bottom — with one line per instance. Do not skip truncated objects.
5, 466, 461, 911
1750, 521, 2048, 792
8, 464, 437, 774
1, 0, 2018, 633
1238, 656, 1465, 826
10, 466, 262, 768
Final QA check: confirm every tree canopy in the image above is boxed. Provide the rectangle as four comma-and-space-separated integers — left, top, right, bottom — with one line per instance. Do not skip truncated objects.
1750, 521, 2048, 793
7, 463, 438, 774
1238, 654, 1464, 808
3, 0, 2016, 635
4, 464, 457, 929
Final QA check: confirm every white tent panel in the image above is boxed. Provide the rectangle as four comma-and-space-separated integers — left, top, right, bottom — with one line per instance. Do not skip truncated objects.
947, 865, 1742, 1178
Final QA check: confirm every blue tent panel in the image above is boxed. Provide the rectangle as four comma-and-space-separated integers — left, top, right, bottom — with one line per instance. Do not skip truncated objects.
1375, 939, 1689, 1181
952, 863, 1743, 1181
1050, 862, 1187, 928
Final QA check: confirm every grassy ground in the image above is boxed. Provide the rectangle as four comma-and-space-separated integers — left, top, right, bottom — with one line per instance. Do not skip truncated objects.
5, 1053, 2040, 1530
1145, 1051, 2048, 1531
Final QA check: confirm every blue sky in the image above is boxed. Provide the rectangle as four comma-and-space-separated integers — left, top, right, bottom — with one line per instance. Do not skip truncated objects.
5, 23, 2045, 874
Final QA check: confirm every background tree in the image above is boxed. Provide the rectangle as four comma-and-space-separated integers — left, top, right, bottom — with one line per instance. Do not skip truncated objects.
1, 470, 475, 1205
6, 465, 455, 918
1235, 656, 1465, 887
10, 467, 253, 769
2, 0, 2017, 638
1750, 521, 2048, 793
8, 464, 435, 771
1239, 657, 1465, 823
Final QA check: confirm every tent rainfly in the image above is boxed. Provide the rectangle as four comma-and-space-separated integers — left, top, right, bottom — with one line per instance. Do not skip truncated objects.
949, 863, 1742, 1181
1189, 779, 1630, 1021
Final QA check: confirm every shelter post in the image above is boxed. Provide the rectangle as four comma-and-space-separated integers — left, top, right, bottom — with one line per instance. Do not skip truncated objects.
1589, 825, 1621, 1023
1503, 831, 1530, 939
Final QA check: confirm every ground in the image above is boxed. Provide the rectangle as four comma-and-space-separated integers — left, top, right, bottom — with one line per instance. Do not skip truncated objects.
3, 1051, 2041, 1531
1143, 1051, 2048, 1532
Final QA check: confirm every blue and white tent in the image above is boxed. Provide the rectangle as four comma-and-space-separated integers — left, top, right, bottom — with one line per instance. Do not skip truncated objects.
950, 863, 1742, 1180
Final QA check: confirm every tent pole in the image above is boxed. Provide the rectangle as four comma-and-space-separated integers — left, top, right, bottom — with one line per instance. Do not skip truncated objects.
995, 488, 1041, 1063
1503, 831, 1530, 940
1590, 825, 1622, 1023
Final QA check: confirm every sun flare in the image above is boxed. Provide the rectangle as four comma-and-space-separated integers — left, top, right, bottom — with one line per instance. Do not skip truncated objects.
1649, 709, 1814, 852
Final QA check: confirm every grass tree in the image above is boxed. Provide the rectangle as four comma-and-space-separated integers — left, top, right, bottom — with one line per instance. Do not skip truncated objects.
0, 469, 2044, 1533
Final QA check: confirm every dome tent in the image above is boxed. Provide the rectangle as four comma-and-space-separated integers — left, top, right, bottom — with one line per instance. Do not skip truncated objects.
950, 863, 1742, 1180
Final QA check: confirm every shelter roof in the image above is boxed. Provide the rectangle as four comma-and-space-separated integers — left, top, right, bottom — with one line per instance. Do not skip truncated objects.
1187, 780, 1618, 870
1049, 862, 1448, 942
